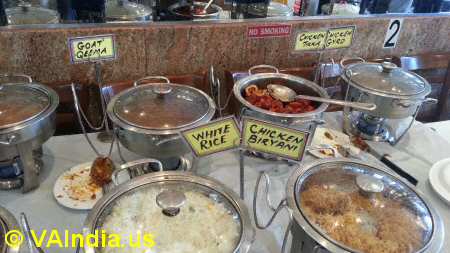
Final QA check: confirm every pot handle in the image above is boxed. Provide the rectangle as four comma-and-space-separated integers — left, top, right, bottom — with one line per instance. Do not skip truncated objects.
423, 97, 438, 104
112, 158, 164, 186
0, 74, 33, 83
253, 172, 288, 230
339, 57, 365, 69
292, 118, 325, 125
133, 76, 171, 87
248, 65, 279, 75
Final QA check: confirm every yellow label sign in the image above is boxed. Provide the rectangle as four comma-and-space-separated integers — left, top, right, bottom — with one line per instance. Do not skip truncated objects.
294, 31, 327, 51
69, 34, 116, 63
241, 117, 309, 161
181, 117, 241, 157
325, 27, 355, 49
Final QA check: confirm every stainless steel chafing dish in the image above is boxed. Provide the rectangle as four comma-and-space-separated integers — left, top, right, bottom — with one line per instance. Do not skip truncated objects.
5, 1, 59, 25
106, 0, 152, 22
107, 76, 216, 170
254, 158, 444, 253
83, 159, 254, 253
233, 65, 329, 147
0, 74, 59, 192
341, 60, 436, 144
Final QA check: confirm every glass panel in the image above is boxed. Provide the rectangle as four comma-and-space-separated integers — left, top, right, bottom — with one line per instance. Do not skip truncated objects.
0, 0, 449, 26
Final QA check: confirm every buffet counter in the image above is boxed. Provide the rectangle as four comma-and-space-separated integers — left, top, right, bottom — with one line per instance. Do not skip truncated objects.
1, 112, 449, 253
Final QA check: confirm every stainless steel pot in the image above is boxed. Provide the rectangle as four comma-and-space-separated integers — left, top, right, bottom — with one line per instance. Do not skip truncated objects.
0, 205, 20, 253
107, 76, 216, 169
0, 74, 59, 192
253, 158, 444, 253
5, 2, 59, 25
83, 159, 254, 253
233, 65, 329, 146
341, 61, 434, 119
168, 1, 222, 20
106, 0, 152, 22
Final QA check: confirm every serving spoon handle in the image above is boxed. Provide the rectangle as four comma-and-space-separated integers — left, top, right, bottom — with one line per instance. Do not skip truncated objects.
295, 94, 377, 111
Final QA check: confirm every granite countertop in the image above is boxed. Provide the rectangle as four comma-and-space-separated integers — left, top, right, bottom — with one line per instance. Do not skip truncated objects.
1, 112, 449, 253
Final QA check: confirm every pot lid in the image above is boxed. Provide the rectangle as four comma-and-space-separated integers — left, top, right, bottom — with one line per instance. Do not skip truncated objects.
106, 0, 151, 20
0, 84, 50, 129
267, 2, 293, 17
344, 62, 429, 96
95, 179, 242, 252
6, 3, 59, 25
295, 160, 434, 253
112, 81, 213, 130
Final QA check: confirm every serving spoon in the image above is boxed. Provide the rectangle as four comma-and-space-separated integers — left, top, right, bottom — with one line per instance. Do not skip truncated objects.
267, 84, 377, 111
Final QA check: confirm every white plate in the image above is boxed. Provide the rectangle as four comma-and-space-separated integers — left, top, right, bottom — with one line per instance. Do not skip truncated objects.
429, 158, 450, 205
309, 127, 361, 159
53, 162, 103, 210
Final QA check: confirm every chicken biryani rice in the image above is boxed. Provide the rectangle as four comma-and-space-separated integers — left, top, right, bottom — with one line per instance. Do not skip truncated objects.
300, 169, 425, 253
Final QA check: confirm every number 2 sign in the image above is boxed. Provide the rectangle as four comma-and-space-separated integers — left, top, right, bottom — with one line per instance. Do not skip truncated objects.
383, 19, 403, 49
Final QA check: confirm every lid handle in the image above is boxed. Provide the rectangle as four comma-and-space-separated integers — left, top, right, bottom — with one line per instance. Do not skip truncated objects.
356, 174, 384, 197
381, 61, 398, 73
133, 76, 171, 87
248, 65, 279, 75
133, 76, 172, 96
18, 1, 32, 12
156, 190, 186, 217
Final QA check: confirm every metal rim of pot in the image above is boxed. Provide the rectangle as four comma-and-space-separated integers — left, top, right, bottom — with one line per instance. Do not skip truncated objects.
233, 65, 329, 119
106, 0, 152, 22
341, 61, 432, 100
83, 160, 255, 253
0, 74, 59, 137
253, 158, 444, 253
286, 158, 443, 253
0, 206, 20, 253
168, 1, 222, 19
106, 76, 216, 136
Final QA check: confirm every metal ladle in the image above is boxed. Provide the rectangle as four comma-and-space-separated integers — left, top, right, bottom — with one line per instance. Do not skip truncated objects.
267, 84, 377, 111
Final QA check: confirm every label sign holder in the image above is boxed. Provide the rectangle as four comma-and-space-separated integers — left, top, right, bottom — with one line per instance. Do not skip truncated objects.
241, 117, 309, 162
68, 34, 117, 64
181, 116, 241, 157
383, 19, 404, 49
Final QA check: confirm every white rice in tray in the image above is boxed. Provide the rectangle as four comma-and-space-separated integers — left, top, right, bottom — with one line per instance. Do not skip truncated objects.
101, 187, 241, 253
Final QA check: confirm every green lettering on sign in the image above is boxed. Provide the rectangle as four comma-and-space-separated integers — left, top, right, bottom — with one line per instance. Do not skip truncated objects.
181, 116, 241, 157
241, 117, 309, 161
69, 34, 116, 63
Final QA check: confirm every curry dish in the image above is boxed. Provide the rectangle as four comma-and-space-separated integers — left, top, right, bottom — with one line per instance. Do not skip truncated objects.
0, 102, 46, 126
244, 85, 316, 114
300, 169, 425, 253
